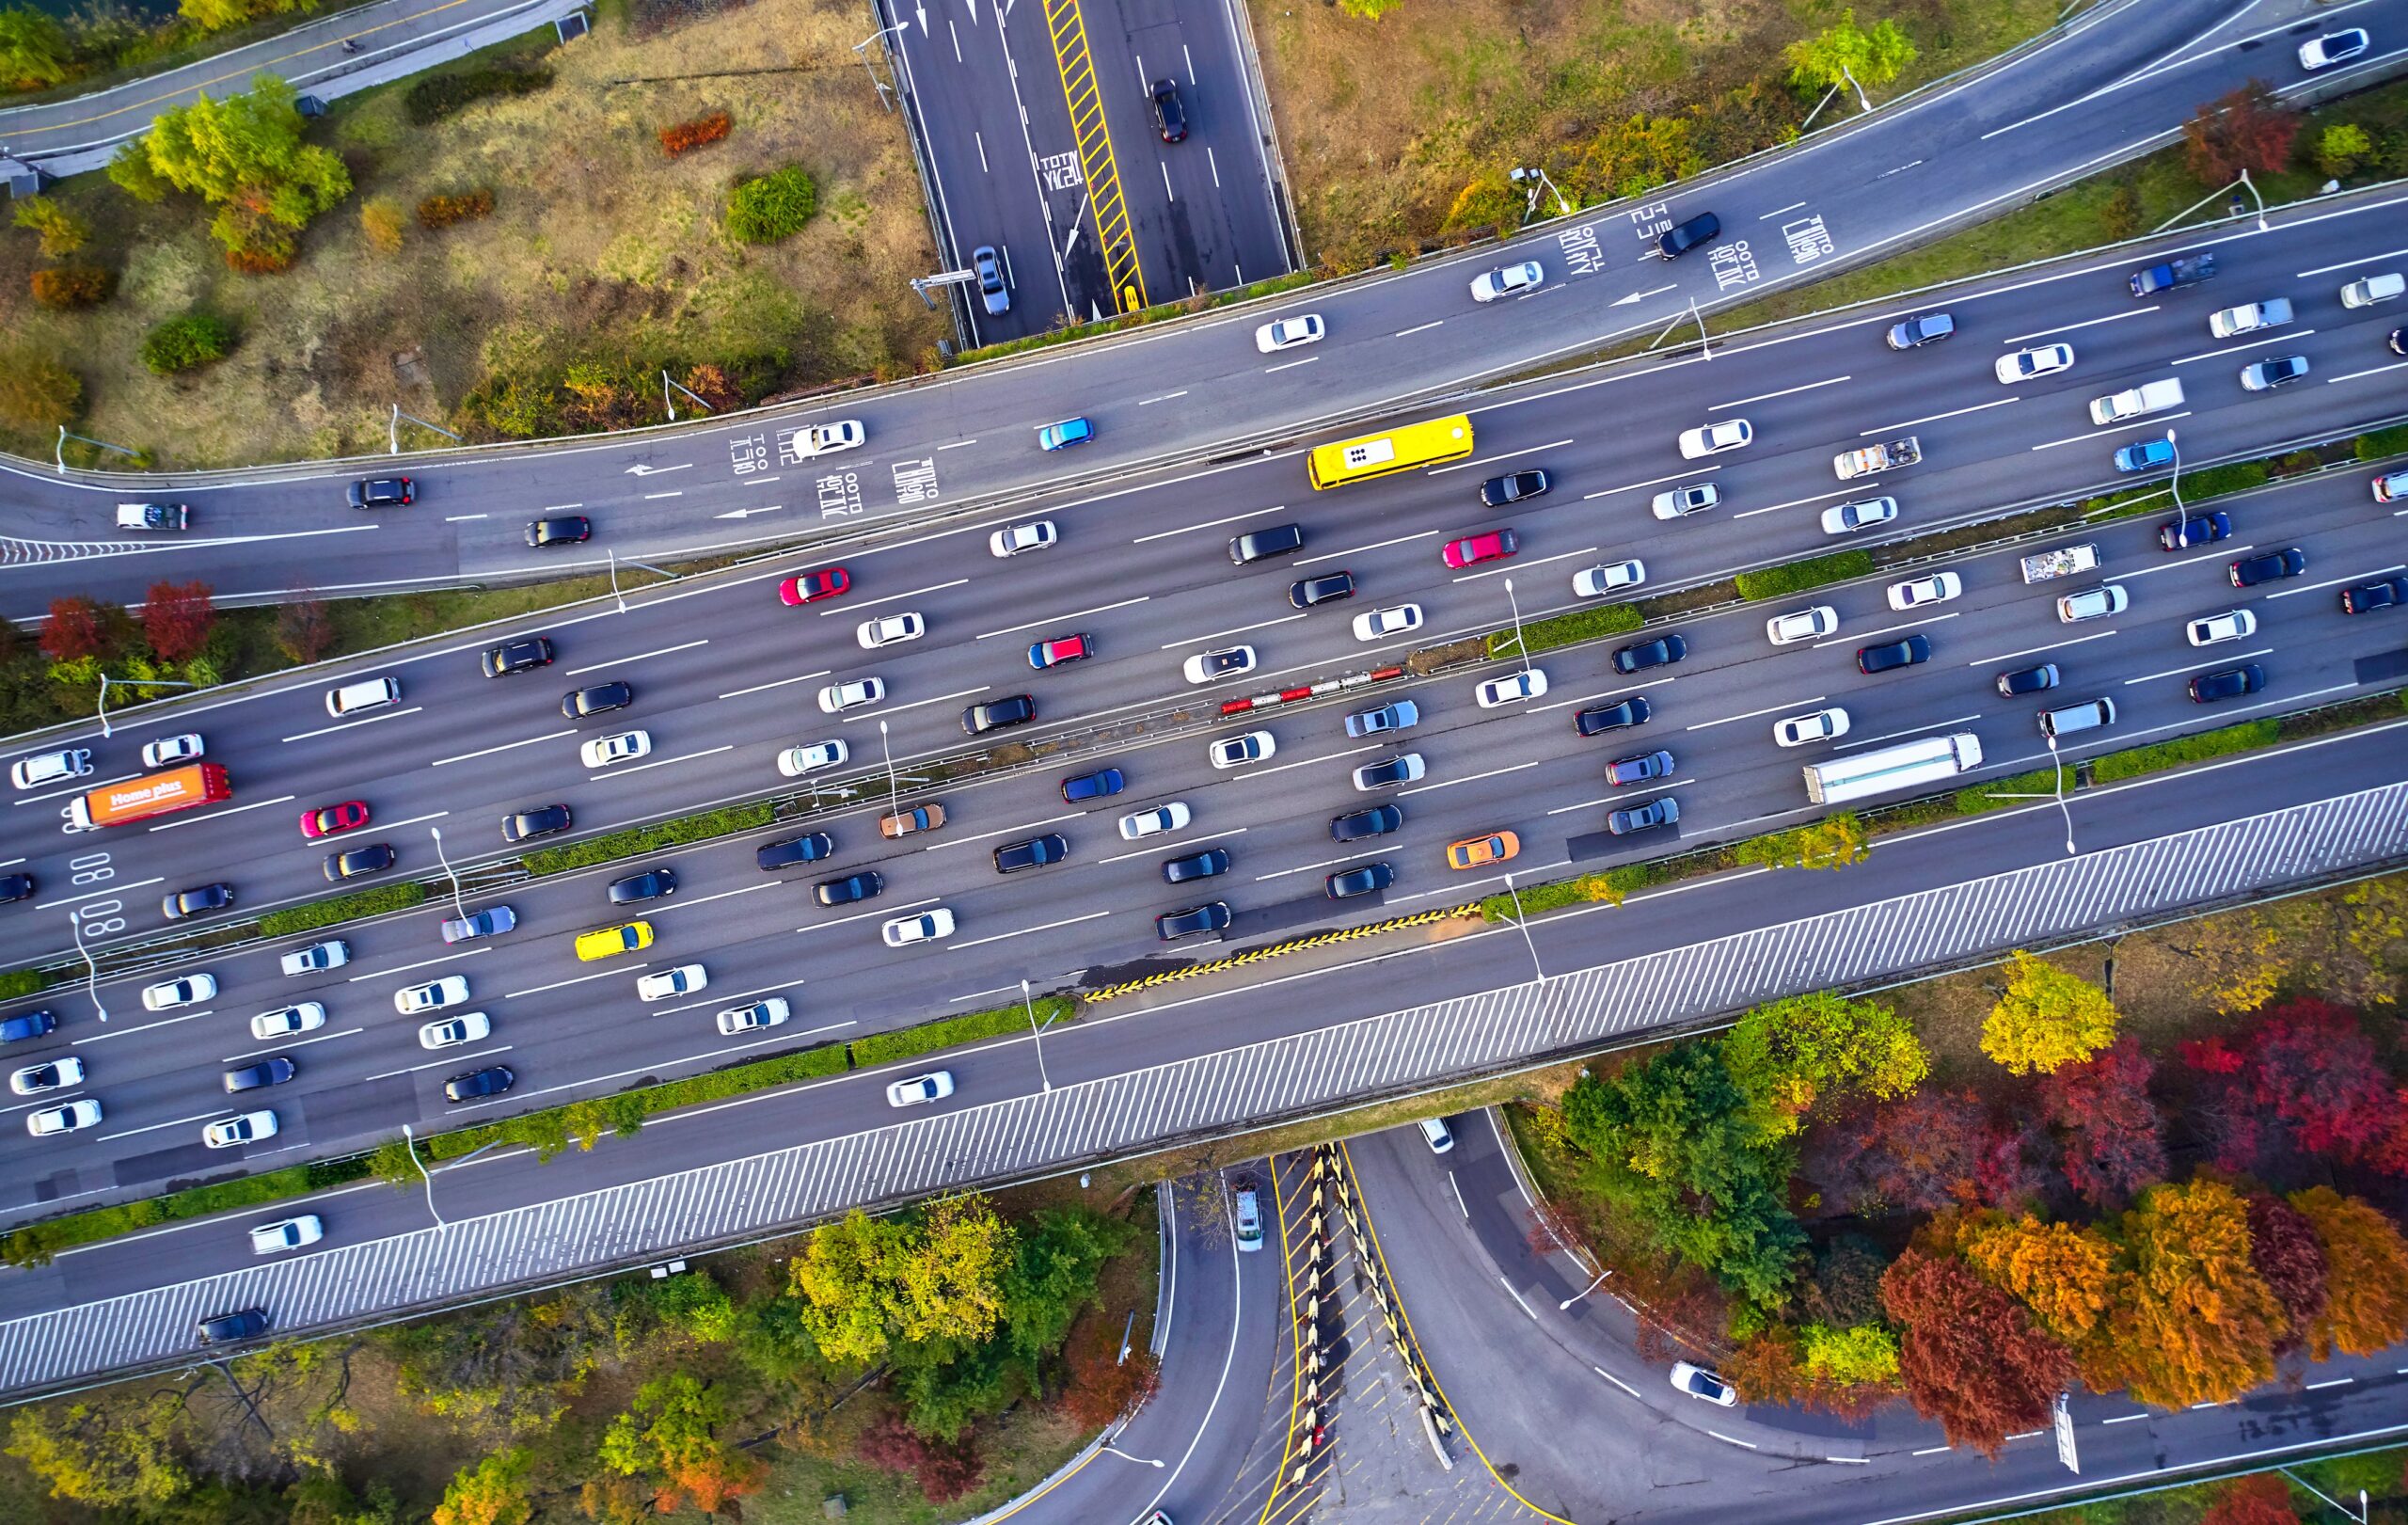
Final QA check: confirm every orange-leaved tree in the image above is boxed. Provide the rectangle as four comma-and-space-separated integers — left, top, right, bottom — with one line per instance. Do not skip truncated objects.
2289, 1186, 2408, 1358
2098, 1179, 2281, 1408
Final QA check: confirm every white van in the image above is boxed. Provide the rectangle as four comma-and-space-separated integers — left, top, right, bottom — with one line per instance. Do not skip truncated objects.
2340, 272, 2404, 309
2038, 697, 2116, 739
10, 748, 92, 791
325, 676, 400, 717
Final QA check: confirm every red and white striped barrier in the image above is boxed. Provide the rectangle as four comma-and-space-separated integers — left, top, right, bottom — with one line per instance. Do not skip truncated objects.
1220, 666, 1406, 716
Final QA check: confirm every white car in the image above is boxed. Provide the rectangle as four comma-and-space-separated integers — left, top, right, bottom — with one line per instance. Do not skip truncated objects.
1820, 496, 1898, 534
278, 940, 349, 977
2299, 27, 2368, 71
1574, 560, 1646, 597
203, 1110, 277, 1149
1352, 604, 1424, 642
1774, 707, 1851, 748
1255, 313, 1325, 352
1182, 645, 1258, 685
887, 1071, 955, 1108
1677, 419, 1751, 459
856, 612, 926, 649
249, 1215, 324, 1255
818, 677, 886, 714
394, 975, 469, 1015
1886, 572, 1963, 611
1352, 753, 1427, 790
1651, 483, 1720, 519
990, 520, 1058, 557
1474, 668, 1549, 707
251, 1002, 325, 1040
1994, 342, 2074, 383
28, 1099, 102, 1136
1470, 261, 1544, 302
419, 1012, 491, 1049
637, 964, 707, 1001
1670, 1360, 1739, 1407
142, 973, 216, 1010
796, 419, 864, 457
581, 729, 653, 769
2055, 584, 2129, 624
881, 909, 956, 947
141, 733, 204, 769
717, 997, 790, 1036
1210, 730, 1275, 770
2209, 299, 2293, 339
778, 739, 848, 777
2187, 608, 2258, 646
9, 1056, 83, 1096
1765, 606, 1839, 645
1118, 802, 1191, 840
10, 747, 90, 791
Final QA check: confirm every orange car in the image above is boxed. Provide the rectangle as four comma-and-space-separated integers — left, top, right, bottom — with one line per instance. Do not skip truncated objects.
1446, 831, 1520, 870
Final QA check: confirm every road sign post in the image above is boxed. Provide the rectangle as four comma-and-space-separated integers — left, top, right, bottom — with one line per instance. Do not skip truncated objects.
2053, 1392, 2079, 1473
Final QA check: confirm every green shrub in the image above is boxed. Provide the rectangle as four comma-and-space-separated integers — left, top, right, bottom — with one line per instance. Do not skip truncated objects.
2356, 422, 2408, 460
424, 1040, 852, 1162
1734, 550, 1874, 601
2091, 719, 2277, 782
849, 996, 1073, 1069
725, 166, 816, 243
139, 312, 233, 374
0, 968, 51, 1001
1489, 600, 1644, 659
521, 802, 773, 875
404, 67, 555, 125
1956, 767, 2062, 815
257, 882, 426, 937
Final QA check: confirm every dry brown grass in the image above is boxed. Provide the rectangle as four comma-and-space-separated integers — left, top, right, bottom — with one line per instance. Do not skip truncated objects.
0, 0, 944, 468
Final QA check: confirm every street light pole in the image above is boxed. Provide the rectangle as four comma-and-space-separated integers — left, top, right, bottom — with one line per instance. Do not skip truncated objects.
1980, 737, 2078, 856
878, 721, 901, 820
69, 909, 106, 1024
428, 827, 468, 918
1098, 1440, 1164, 1469
1501, 869, 1545, 982
1501, 577, 1530, 674
401, 1123, 444, 1228
95, 674, 197, 739
1560, 1267, 1611, 1311
1021, 977, 1054, 1092
2164, 427, 2186, 543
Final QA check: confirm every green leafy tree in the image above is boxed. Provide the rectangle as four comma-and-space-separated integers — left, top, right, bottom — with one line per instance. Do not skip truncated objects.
1798, 1323, 1901, 1387
1982, 950, 2118, 1074
790, 1195, 1013, 1366
108, 74, 351, 260
6, 1396, 191, 1509
1721, 991, 1928, 1140
2319, 123, 2373, 179
1786, 8, 1916, 95
0, 7, 71, 88
178, 0, 314, 33
596, 1374, 764, 1515
1338, 0, 1404, 17
11, 196, 89, 257
139, 313, 234, 375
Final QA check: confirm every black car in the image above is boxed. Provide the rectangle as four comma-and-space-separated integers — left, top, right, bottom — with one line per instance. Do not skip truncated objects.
1857, 634, 1932, 675
502, 803, 573, 843
1150, 77, 1188, 142
1656, 212, 1720, 259
1061, 768, 1126, 802
0, 1010, 57, 1043
196, 1308, 270, 1345
1331, 803, 1404, 842
2341, 575, 2408, 614
1479, 469, 1551, 508
562, 681, 633, 719
1155, 902, 1230, 941
444, 1065, 515, 1104
815, 870, 885, 907
1605, 750, 1675, 787
2158, 510, 2232, 550
1575, 696, 1652, 736
1228, 523, 1306, 564
1884, 312, 1955, 349
963, 693, 1038, 736
1163, 847, 1231, 883
2230, 548, 2306, 587
0, 872, 34, 904
1325, 863, 1394, 899
525, 516, 592, 548
1995, 663, 2061, 697
325, 844, 396, 881
2189, 664, 2266, 703
346, 477, 412, 509
1607, 797, 1681, 835
223, 1056, 296, 1093
1290, 571, 1356, 609
1612, 634, 1688, 675
992, 834, 1069, 874
163, 882, 235, 920
608, 866, 678, 904
756, 833, 834, 871
481, 637, 555, 677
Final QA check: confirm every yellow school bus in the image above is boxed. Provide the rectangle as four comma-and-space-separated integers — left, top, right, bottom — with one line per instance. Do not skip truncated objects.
1307, 414, 1474, 489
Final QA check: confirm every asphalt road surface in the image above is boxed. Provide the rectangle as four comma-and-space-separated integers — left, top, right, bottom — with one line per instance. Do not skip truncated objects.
8, 0, 2400, 611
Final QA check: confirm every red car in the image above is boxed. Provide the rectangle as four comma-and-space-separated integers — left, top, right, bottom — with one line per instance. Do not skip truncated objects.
300, 801, 370, 838
1441, 529, 1519, 570
1027, 633, 1093, 670
778, 566, 850, 606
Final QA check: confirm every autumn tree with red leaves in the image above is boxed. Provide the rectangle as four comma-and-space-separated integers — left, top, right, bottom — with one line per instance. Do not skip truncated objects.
2181, 1001, 2403, 1172
2244, 1193, 2329, 1355
856, 1410, 987, 1503
2289, 1186, 2408, 1358
2039, 1038, 2167, 1210
2182, 82, 2299, 187
2201, 1473, 2300, 1525
1056, 1334, 1160, 1429
1880, 1247, 2075, 1457
139, 580, 214, 663
274, 596, 335, 664
1806, 1090, 2049, 1216
40, 596, 118, 663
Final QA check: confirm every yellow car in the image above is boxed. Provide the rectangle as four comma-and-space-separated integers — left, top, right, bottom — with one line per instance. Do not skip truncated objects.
1445, 832, 1521, 871
575, 921, 654, 961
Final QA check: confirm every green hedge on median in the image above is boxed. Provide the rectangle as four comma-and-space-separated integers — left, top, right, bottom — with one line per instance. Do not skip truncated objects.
0, 1154, 372, 1268
849, 996, 1074, 1069
2354, 422, 2408, 460
1486, 601, 1644, 659
425, 1039, 855, 1163
0, 968, 52, 1001
257, 882, 426, 938
2091, 718, 2280, 783
521, 802, 775, 875
1733, 550, 1874, 601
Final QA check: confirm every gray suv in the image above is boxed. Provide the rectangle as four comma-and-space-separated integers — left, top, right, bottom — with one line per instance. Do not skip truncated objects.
974, 245, 1008, 315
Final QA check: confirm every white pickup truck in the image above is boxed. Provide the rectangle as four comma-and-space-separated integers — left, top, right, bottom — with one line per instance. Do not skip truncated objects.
2021, 542, 2101, 583
2089, 377, 2183, 426
1833, 436, 1920, 481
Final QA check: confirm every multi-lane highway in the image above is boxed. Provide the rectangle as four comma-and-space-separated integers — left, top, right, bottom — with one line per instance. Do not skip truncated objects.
5, 0, 2400, 614
6, 194, 2408, 1212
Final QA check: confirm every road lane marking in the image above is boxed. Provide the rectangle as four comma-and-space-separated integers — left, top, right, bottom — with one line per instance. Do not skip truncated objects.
1226, 742, 1384, 783
1133, 506, 1286, 544
2306, 1377, 2356, 1390
40, 877, 164, 911
364, 1044, 514, 1081
433, 730, 573, 768
588, 743, 736, 777
642, 490, 684, 500
347, 948, 489, 982
1758, 200, 1807, 219
1291, 530, 1438, 567
2100, 1414, 2149, 1425
2298, 246, 2408, 278
1530, 676, 1675, 714
1426, 437, 1572, 477
1096, 826, 1245, 866
1812, 611, 1958, 648
648, 977, 809, 1020
1393, 320, 1442, 338
821, 577, 967, 613
717, 670, 829, 700
1707, 1432, 1758, 1450
1499, 1279, 1539, 1320
1998, 307, 2155, 344
1855, 396, 2017, 436
641, 882, 781, 914
1398, 759, 1541, 796
1452, 547, 1594, 582
947, 909, 1110, 951
2326, 357, 2408, 386
1708, 373, 1848, 411
1253, 848, 1386, 882
1592, 1366, 1641, 1398
71, 1005, 206, 1041
974, 596, 1149, 641
923, 810, 1086, 850
146, 793, 295, 831
219, 1025, 364, 1060
1732, 485, 1864, 519
836, 688, 987, 723
1688, 696, 1824, 731
564, 639, 707, 675
1579, 464, 1720, 501
2263, 562, 2407, 598
98, 1106, 228, 1142
2107, 543, 2251, 579
1263, 357, 1318, 373
1834, 713, 1982, 751
504, 966, 638, 1000
1158, 612, 1305, 648
2122, 647, 2273, 685
794, 895, 938, 935
2170, 328, 2319, 366
282, 707, 423, 743
443, 513, 488, 522
2031, 411, 2191, 451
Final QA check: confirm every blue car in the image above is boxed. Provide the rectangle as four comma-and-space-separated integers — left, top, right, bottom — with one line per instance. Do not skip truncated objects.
1038, 417, 1093, 452
1060, 768, 1125, 803
2115, 437, 2176, 473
